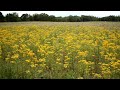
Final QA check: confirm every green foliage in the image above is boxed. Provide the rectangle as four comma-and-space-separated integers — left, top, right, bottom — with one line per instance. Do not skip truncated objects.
0, 12, 4, 22
5, 12, 20, 22
0, 22, 120, 79
20, 14, 30, 21
1, 12, 120, 22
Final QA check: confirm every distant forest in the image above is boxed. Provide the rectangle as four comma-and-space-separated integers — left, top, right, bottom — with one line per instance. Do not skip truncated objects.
0, 12, 120, 22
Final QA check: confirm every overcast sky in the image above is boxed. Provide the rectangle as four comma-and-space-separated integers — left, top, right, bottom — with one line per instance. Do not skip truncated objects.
1, 11, 120, 17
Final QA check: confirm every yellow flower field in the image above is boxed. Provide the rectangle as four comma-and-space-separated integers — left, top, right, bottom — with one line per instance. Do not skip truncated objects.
0, 22, 120, 79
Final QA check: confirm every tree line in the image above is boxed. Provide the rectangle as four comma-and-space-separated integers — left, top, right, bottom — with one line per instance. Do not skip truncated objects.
0, 12, 120, 22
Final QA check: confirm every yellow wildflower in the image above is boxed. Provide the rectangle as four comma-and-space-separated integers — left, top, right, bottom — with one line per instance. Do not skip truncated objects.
64, 64, 69, 68
25, 59, 30, 63
25, 70, 30, 74
11, 54, 19, 59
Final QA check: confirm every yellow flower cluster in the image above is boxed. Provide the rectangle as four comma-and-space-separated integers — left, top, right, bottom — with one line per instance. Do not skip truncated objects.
0, 22, 120, 79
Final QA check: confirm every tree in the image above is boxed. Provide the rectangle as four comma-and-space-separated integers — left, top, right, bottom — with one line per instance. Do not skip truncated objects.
0, 12, 4, 22
33, 14, 39, 21
1, 12, 120, 22
5, 12, 20, 22
20, 14, 29, 21
49, 15, 56, 21
56, 17, 65, 22
29, 15, 34, 21
39, 13, 49, 21
68, 15, 75, 22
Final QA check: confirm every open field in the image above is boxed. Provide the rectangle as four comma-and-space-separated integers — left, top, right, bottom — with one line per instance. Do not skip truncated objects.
0, 22, 120, 79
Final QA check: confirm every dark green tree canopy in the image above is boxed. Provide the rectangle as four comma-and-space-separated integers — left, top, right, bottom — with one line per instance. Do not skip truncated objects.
5, 12, 20, 22
20, 14, 30, 21
0, 12, 4, 22
1, 12, 120, 22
